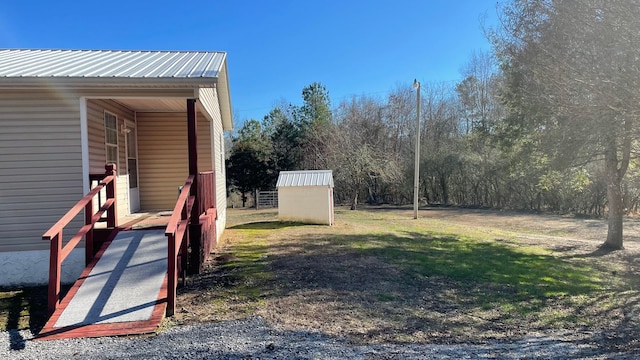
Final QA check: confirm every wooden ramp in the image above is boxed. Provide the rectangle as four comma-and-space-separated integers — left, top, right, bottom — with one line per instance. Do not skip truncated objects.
38, 229, 168, 340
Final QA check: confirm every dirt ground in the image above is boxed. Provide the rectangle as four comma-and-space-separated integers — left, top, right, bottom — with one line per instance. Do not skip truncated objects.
174, 206, 640, 351
419, 207, 640, 246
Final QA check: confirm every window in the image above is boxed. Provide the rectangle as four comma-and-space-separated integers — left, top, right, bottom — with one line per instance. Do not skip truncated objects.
105, 112, 118, 167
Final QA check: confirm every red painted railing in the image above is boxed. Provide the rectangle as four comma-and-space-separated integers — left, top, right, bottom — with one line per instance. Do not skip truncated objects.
165, 171, 218, 316
197, 171, 215, 216
42, 164, 118, 315
193, 171, 217, 274
165, 175, 195, 317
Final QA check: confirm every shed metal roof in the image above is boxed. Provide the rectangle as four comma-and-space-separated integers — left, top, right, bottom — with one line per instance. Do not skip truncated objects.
0, 49, 226, 79
276, 170, 334, 188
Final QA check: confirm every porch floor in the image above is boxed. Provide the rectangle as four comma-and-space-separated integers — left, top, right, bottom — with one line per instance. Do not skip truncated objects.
119, 211, 174, 230
37, 229, 168, 340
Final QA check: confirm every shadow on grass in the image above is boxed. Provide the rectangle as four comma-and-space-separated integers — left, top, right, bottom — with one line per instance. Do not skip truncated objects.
560, 246, 618, 259
258, 231, 605, 313
1, 285, 53, 349
1, 286, 72, 328
374, 231, 603, 299
228, 221, 308, 230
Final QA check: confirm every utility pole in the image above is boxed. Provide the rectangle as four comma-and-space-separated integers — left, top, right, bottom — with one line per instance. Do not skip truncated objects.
413, 79, 421, 219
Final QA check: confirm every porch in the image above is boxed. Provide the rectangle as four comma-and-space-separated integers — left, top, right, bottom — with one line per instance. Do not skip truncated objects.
38, 154, 218, 339
0, 49, 234, 338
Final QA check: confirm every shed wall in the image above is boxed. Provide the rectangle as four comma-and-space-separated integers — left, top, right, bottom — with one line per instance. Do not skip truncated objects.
278, 186, 333, 225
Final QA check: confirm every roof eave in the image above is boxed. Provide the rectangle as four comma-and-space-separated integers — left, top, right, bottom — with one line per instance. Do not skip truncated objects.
0, 76, 219, 89
216, 58, 234, 131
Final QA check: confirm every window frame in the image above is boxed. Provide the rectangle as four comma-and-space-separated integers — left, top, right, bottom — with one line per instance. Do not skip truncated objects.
104, 111, 119, 170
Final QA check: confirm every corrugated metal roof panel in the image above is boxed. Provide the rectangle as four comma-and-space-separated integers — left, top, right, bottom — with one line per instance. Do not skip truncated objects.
276, 170, 334, 188
0, 49, 226, 79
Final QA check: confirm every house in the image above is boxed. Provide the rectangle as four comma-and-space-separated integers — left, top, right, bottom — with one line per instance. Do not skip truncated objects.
276, 170, 334, 225
0, 49, 233, 286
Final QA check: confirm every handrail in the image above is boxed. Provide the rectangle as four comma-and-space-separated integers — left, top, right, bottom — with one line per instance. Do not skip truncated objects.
42, 176, 115, 240
165, 175, 195, 236
42, 164, 117, 315
165, 175, 195, 316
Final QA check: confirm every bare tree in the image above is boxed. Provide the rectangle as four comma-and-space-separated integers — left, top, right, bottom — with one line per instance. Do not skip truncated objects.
329, 96, 402, 209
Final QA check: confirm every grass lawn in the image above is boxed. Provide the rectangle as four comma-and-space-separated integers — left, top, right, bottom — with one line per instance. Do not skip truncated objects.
2, 206, 640, 349
173, 206, 640, 346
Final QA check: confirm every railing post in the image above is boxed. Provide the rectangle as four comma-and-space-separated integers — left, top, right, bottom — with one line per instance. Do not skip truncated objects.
187, 99, 199, 220
181, 226, 189, 286
167, 234, 176, 317
48, 231, 62, 315
105, 164, 117, 228
180, 195, 189, 277
85, 200, 93, 266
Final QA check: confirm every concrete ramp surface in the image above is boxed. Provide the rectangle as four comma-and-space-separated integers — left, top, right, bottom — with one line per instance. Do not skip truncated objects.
38, 229, 168, 339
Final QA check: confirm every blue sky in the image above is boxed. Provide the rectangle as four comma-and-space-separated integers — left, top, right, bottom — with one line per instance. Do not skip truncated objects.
0, 1, 499, 126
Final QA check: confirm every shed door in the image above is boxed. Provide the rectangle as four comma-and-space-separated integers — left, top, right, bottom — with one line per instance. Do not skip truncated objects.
125, 120, 140, 212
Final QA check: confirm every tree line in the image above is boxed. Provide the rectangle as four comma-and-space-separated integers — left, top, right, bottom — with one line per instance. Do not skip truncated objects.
228, 0, 640, 249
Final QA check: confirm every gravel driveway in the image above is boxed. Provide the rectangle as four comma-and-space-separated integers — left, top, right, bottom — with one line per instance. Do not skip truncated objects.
2, 317, 638, 359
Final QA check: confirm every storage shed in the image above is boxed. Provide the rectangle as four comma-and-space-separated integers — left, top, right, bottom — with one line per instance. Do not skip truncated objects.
276, 170, 334, 225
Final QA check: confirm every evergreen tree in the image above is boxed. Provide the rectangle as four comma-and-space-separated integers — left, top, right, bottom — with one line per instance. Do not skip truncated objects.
492, 0, 640, 249
226, 119, 273, 206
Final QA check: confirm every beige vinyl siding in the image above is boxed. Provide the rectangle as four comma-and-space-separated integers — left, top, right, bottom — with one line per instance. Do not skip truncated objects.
213, 108, 227, 236
87, 99, 134, 174
115, 175, 129, 218
200, 87, 225, 188
213, 123, 227, 240
87, 99, 134, 217
0, 90, 83, 252
136, 112, 212, 210
198, 115, 213, 173
200, 87, 228, 237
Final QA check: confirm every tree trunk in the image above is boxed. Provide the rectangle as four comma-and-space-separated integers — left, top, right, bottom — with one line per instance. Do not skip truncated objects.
603, 140, 624, 249
602, 118, 632, 250
350, 191, 358, 210
440, 175, 449, 205
605, 176, 624, 249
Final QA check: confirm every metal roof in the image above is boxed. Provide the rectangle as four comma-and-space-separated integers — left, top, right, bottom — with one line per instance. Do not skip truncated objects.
276, 170, 334, 188
0, 49, 226, 79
